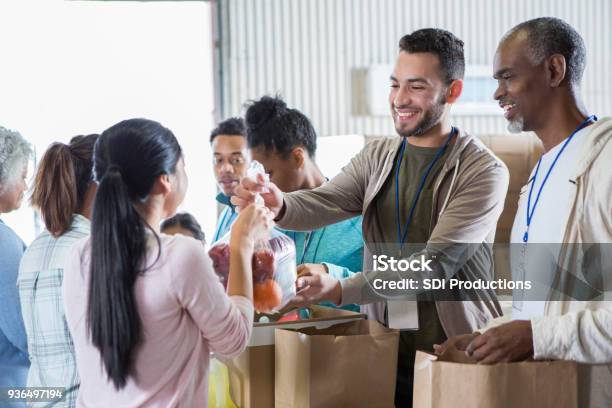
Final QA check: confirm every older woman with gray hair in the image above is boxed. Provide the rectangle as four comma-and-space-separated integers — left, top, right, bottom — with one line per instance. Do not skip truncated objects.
0, 125, 32, 397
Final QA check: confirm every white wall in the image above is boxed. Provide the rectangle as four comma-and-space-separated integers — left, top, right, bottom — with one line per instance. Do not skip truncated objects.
0, 0, 217, 243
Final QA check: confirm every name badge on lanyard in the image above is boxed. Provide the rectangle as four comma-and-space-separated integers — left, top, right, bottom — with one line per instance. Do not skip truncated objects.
387, 127, 456, 330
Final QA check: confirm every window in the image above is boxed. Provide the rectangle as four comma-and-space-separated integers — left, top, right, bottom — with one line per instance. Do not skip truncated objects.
452, 65, 500, 116
0, 1, 216, 243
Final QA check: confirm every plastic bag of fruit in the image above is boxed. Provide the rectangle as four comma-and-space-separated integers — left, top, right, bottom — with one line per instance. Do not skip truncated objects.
208, 161, 297, 313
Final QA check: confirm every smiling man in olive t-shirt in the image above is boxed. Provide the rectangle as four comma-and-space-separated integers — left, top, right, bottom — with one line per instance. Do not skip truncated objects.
233, 29, 509, 407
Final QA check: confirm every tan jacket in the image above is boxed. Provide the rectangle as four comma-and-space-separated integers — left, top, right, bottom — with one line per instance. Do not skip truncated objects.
482, 118, 612, 406
278, 129, 509, 337
528, 117, 612, 407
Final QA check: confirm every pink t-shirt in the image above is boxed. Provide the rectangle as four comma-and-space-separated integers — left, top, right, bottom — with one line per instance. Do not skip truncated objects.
63, 233, 253, 407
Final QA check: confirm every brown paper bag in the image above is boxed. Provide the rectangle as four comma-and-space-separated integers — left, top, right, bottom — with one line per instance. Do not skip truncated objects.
413, 347, 578, 408
225, 306, 365, 408
275, 320, 399, 408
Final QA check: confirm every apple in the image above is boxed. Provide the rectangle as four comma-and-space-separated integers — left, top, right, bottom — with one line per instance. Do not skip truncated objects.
252, 248, 276, 283
208, 243, 230, 289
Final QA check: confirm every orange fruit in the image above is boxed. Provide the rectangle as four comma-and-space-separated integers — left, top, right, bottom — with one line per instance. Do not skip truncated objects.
253, 279, 282, 313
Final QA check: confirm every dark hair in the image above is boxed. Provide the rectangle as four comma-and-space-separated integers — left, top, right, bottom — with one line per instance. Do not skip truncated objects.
88, 118, 182, 389
244, 95, 317, 158
209, 117, 246, 143
504, 17, 586, 86
30, 134, 98, 237
161, 212, 205, 242
399, 28, 465, 83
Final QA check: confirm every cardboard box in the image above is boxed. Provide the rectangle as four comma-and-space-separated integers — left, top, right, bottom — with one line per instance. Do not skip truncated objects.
225, 306, 364, 408
413, 348, 578, 408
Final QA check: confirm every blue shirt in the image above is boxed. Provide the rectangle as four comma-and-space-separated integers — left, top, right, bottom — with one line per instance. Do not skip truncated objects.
0, 218, 30, 393
212, 193, 238, 243
280, 216, 364, 312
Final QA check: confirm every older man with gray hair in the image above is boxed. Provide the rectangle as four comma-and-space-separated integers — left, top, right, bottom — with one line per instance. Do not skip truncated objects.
438, 17, 612, 407
0, 125, 32, 399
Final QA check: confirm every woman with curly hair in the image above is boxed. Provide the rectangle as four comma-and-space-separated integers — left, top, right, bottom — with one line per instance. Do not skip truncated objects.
0, 125, 33, 398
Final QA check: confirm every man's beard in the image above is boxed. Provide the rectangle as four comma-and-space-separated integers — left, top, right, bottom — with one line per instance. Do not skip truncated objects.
396, 95, 446, 138
507, 116, 525, 133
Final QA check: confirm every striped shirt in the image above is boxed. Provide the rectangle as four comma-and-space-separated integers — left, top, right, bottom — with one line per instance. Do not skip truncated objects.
17, 215, 90, 407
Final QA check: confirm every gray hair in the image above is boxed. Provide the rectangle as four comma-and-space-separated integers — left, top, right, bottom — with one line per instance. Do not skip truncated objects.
502, 17, 586, 87
0, 126, 33, 193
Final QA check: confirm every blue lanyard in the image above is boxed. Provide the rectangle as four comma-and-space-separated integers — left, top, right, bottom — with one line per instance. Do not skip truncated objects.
395, 127, 456, 244
523, 115, 597, 243
213, 208, 232, 242
292, 228, 326, 264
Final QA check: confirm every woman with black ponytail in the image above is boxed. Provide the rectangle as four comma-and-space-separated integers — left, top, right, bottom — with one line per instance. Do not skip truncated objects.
63, 118, 273, 407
